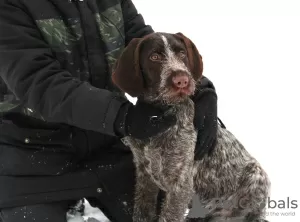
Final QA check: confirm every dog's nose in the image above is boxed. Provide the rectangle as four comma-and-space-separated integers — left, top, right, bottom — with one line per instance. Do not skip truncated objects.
172, 75, 189, 88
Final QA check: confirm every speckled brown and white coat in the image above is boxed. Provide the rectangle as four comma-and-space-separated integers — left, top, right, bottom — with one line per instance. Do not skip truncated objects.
112, 32, 271, 222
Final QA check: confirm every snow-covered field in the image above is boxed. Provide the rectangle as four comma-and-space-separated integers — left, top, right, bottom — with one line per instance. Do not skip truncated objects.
67, 200, 109, 222
75, 0, 300, 221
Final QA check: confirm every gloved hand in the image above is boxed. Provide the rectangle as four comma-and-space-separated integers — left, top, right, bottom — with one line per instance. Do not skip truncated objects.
192, 76, 218, 160
114, 100, 177, 140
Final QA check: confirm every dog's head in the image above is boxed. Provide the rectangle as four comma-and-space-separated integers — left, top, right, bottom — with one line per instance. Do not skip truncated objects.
112, 32, 203, 104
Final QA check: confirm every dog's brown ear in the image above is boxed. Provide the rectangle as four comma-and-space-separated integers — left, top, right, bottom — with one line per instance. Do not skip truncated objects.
112, 38, 144, 97
175, 32, 203, 81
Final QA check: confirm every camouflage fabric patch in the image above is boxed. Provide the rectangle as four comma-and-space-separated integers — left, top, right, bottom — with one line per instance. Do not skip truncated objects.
1, 5, 127, 116
36, 18, 82, 54
94, 4, 125, 72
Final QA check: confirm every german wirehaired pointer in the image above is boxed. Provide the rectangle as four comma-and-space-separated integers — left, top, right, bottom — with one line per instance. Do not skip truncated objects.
112, 32, 271, 222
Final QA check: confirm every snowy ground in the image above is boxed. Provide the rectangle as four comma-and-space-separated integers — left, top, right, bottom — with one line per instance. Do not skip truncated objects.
67, 200, 109, 222
78, 1, 300, 221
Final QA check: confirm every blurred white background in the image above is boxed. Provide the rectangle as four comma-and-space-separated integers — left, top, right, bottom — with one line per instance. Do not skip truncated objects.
130, 1, 300, 221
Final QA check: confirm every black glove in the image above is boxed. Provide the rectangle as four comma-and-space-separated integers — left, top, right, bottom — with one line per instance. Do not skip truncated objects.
192, 76, 218, 160
114, 100, 177, 140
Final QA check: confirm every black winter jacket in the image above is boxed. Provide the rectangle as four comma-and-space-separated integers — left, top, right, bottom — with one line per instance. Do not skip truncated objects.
0, 0, 153, 208
0, 0, 153, 136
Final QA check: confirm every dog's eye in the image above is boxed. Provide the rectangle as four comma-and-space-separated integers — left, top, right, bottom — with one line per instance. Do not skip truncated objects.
150, 53, 162, 61
178, 51, 186, 59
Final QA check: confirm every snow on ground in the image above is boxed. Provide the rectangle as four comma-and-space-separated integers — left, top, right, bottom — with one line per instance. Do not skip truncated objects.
67, 200, 109, 222
67, 199, 189, 222
82, 201, 110, 222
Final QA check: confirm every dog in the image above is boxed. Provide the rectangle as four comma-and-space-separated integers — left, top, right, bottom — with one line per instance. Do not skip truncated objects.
112, 32, 271, 222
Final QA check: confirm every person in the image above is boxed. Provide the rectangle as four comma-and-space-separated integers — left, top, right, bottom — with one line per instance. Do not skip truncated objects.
0, 0, 219, 221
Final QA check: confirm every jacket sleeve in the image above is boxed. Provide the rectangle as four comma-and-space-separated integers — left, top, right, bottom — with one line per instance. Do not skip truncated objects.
121, 0, 154, 45
0, 1, 127, 136
192, 76, 218, 160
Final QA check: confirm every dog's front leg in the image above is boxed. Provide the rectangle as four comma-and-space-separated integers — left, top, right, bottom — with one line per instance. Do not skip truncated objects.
133, 166, 160, 222
158, 177, 194, 222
